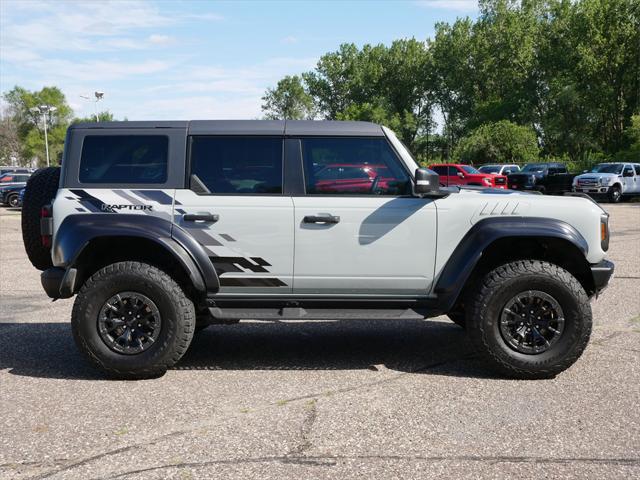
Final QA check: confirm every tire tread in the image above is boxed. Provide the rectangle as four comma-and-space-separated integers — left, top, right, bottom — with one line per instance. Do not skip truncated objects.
72, 261, 195, 379
466, 260, 592, 379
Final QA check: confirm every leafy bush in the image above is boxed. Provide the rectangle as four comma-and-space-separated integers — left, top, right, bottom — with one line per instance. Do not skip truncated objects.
453, 121, 539, 165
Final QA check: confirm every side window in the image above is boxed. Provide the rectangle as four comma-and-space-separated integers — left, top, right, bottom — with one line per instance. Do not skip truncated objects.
548, 167, 558, 175
430, 166, 448, 176
301, 137, 410, 195
79, 135, 168, 184
634, 165, 640, 175
623, 165, 634, 176
190, 136, 283, 194
557, 166, 567, 174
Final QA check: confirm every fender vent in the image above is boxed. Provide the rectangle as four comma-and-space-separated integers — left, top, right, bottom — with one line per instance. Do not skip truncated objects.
472, 201, 530, 224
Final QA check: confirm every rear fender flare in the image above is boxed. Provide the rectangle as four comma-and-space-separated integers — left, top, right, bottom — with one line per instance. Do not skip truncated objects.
53, 214, 219, 293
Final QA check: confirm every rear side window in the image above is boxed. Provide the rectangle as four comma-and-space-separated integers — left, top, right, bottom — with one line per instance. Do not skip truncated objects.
635, 165, 640, 175
190, 136, 283, 194
301, 137, 410, 195
79, 135, 168, 184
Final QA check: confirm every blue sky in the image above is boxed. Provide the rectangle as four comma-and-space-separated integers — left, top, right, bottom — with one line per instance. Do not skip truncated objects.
0, 0, 478, 121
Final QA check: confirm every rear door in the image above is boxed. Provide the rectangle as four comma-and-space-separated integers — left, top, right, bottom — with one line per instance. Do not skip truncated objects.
174, 136, 294, 294
292, 136, 437, 296
634, 165, 640, 193
622, 164, 636, 193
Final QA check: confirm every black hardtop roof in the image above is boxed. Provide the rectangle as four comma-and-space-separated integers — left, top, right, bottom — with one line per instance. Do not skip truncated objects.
69, 120, 385, 136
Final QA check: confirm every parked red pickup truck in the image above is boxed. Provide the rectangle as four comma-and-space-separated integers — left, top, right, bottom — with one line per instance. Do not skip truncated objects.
429, 164, 508, 189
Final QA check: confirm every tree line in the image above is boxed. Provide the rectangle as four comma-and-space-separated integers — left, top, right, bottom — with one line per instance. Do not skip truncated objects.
261, 0, 640, 169
0, 86, 114, 167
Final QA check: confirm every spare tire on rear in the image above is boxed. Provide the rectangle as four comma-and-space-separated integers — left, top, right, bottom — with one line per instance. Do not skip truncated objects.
22, 167, 61, 271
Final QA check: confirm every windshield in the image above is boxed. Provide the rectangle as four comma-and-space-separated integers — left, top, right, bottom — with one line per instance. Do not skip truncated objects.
521, 164, 547, 173
591, 164, 623, 174
478, 165, 501, 173
461, 165, 480, 174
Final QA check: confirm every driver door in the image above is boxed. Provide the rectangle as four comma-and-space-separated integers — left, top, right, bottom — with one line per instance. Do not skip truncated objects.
292, 136, 437, 296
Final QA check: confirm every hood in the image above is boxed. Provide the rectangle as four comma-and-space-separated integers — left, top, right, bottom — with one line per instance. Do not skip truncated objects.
574, 172, 618, 180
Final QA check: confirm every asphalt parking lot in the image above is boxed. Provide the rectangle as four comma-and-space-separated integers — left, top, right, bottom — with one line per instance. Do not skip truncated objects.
0, 204, 639, 480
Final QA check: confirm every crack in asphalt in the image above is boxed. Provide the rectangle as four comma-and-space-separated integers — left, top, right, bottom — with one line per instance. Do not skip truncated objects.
99, 454, 640, 478
29, 352, 472, 480
286, 399, 318, 458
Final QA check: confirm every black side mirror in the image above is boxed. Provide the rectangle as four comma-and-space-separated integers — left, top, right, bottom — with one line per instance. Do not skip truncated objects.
414, 168, 440, 196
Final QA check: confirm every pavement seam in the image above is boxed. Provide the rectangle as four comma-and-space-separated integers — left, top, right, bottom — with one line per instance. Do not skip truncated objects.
96, 454, 640, 479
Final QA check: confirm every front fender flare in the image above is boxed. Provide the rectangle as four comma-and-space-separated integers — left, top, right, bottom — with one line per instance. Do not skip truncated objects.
434, 217, 589, 312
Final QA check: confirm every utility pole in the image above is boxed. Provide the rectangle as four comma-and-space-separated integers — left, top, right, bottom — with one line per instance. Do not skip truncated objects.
80, 91, 105, 121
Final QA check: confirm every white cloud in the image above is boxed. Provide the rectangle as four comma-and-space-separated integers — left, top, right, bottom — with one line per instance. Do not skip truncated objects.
414, 1, 478, 13
148, 34, 172, 45
28, 58, 172, 83
0, 1, 218, 56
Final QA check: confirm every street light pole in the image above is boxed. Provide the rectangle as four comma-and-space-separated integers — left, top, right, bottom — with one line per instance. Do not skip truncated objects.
42, 113, 50, 167
30, 105, 57, 167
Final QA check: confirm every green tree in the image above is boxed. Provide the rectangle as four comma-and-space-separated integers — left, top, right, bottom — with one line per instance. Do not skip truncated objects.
72, 111, 115, 124
0, 107, 21, 165
302, 39, 434, 149
453, 120, 540, 164
261, 75, 314, 120
616, 114, 640, 161
3, 86, 72, 166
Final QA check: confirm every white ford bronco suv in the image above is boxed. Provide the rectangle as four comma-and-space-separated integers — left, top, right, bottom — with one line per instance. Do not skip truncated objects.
22, 121, 614, 380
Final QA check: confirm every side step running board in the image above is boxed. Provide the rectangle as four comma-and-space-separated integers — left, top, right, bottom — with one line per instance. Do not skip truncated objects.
207, 307, 428, 321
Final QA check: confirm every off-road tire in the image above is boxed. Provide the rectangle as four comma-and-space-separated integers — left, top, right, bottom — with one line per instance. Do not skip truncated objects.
608, 185, 622, 203
466, 260, 592, 379
21, 167, 60, 270
72, 262, 195, 379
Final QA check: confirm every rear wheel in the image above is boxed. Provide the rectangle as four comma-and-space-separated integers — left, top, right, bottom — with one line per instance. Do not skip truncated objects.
7, 193, 19, 208
466, 260, 591, 379
72, 262, 195, 379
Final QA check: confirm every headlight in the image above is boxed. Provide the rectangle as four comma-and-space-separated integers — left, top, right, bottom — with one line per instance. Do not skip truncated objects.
483, 177, 492, 185
530, 175, 537, 183
599, 177, 612, 185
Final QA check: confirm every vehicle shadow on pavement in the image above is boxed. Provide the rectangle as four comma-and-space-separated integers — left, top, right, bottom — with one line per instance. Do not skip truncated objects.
0, 319, 500, 380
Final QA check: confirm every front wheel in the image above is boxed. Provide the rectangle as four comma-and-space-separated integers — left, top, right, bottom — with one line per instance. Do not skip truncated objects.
72, 262, 195, 379
608, 185, 622, 203
466, 260, 592, 379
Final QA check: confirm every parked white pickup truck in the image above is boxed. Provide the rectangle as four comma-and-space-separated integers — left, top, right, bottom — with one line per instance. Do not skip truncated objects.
573, 162, 640, 202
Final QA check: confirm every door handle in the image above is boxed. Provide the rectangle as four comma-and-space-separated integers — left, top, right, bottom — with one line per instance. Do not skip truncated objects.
183, 213, 219, 223
303, 214, 340, 224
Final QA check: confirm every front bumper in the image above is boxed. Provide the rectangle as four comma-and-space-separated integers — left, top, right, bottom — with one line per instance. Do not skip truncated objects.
573, 186, 610, 195
591, 260, 614, 295
509, 184, 537, 191
41, 267, 77, 299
